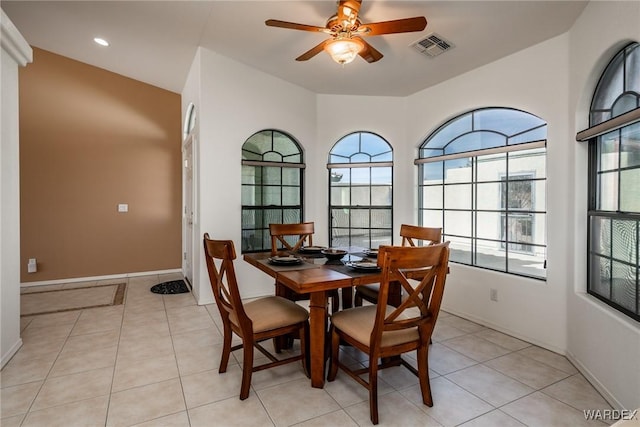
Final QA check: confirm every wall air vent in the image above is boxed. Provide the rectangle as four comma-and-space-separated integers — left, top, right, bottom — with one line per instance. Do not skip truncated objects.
411, 33, 454, 57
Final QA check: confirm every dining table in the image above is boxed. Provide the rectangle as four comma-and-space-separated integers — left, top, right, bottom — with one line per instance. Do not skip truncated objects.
243, 248, 403, 388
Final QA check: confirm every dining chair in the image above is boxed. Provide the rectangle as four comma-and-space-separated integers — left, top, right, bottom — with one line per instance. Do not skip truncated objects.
354, 224, 442, 307
269, 222, 340, 314
203, 233, 309, 400
327, 242, 450, 425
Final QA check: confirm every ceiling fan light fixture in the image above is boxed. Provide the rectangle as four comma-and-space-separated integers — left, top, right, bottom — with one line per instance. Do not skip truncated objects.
324, 37, 363, 65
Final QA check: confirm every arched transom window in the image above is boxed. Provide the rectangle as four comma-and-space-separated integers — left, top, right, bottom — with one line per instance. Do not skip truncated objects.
241, 130, 304, 253
417, 107, 547, 279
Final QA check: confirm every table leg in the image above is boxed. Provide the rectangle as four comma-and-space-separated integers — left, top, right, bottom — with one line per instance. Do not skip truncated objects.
309, 291, 328, 388
341, 286, 353, 310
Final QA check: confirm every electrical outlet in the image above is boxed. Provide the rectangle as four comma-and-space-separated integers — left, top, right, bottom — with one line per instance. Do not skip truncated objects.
490, 288, 498, 302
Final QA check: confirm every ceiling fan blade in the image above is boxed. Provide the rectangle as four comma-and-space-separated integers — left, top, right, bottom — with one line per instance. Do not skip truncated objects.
265, 19, 330, 33
355, 37, 383, 63
358, 16, 427, 36
296, 40, 330, 61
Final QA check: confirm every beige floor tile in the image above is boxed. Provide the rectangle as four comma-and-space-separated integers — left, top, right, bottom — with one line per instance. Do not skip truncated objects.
122, 308, 167, 326
49, 345, 117, 377
427, 342, 478, 375
107, 378, 186, 427
112, 353, 179, 392
22, 395, 109, 427
21, 323, 74, 341
175, 342, 233, 376
166, 305, 215, 335
171, 327, 222, 354
61, 329, 120, 354
485, 352, 571, 389
0, 414, 25, 427
130, 411, 190, 427
162, 293, 197, 310
446, 364, 534, 406
20, 284, 64, 294
181, 366, 243, 408
257, 378, 340, 426
441, 334, 513, 362
70, 313, 122, 335
345, 390, 442, 426
249, 359, 308, 391
459, 409, 526, 427
431, 322, 468, 342
501, 391, 608, 427
438, 316, 486, 334
402, 376, 493, 426
0, 355, 55, 387
120, 321, 171, 341
188, 393, 274, 427
117, 334, 174, 361
516, 346, 579, 374
473, 329, 532, 351
20, 316, 34, 332
16, 336, 66, 360
542, 374, 613, 412
25, 311, 81, 328
0, 381, 42, 418
31, 366, 112, 410
295, 409, 359, 426
123, 297, 165, 315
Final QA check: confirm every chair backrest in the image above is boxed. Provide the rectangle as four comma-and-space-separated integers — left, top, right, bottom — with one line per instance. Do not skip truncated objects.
372, 242, 450, 347
269, 222, 314, 255
400, 224, 442, 247
203, 234, 250, 330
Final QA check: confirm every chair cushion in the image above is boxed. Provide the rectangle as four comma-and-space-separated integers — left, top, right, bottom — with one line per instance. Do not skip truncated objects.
231, 296, 309, 333
331, 305, 419, 348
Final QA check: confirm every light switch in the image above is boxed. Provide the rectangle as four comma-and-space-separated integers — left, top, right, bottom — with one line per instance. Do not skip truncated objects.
118, 204, 129, 213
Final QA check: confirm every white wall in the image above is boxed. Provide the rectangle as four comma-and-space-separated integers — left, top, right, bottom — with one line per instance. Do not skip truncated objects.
567, 1, 640, 411
186, 48, 318, 303
1, 9, 32, 367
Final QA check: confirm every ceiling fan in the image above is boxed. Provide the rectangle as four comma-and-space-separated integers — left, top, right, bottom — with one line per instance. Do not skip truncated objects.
266, 0, 427, 65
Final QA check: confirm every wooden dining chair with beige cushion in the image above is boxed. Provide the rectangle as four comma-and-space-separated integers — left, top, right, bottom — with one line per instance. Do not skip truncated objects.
354, 224, 442, 307
328, 242, 450, 425
203, 233, 309, 400
269, 222, 340, 314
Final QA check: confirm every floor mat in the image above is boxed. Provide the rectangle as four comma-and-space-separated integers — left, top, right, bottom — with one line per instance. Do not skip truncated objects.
150, 279, 190, 294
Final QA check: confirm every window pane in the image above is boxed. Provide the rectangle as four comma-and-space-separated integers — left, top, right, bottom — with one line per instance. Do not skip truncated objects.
425, 114, 472, 150
362, 133, 392, 157
476, 212, 502, 240
331, 186, 350, 206
264, 209, 283, 226
598, 172, 618, 211
509, 148, 546, 177
422, 185, 443, 209
371, 209, 392, 228
621, 122, 640, 168
350, 229, 370, 248
272, 132, 299, 158
628, 44, 640, 94
620, 168, 640, 212
589, 255, 611, 298
591, 52, 624, 118
509, 127, 547, 145
612, 219, 637, 264
351, 209, 369, 228
330, 168, 349, 184
282, 208, 301, 224
331, 208, 349, 229
242, 185, 260, 205
282, 168, 300, 185
352, 186, 370, 206
264, 187, 281, 205
371, 167, 392, 185
477, 154, 506, 182
598, 132, 619, 172
282, 187, 300, 205
474, 108, 545, 136
422, 210, 443, 228
371, 185, 392, 206
263, 167, 281, 185
330, 134, 360, 160
611, 261, 637, 312
612, 94, 638, 117
445, 131, 505, 154
590, 216, 611, 257
242, 229, 264, 252
448, 236, 471, 264
476, 239, 506, 271
242, 165, 258, 185
444, 184, 472, 209
351, 168, 371, 184
421, 162, 444, 182
444, 210, 472, 236
508, 245, 546, 278
501, 180, 533, 210
476, 183, 501, 211
444, 158, 472, 183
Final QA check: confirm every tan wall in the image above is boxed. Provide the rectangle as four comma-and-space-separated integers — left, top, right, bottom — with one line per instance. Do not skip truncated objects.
19, 48, 182, 282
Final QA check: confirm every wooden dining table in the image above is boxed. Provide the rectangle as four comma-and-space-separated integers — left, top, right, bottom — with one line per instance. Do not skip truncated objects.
243, 250, 395, 388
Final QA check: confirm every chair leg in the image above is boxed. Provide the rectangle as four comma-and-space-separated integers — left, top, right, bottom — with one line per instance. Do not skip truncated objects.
300, 322, 310, 378
369, 355, 379, 425
417, 345, 433, 407
239, 339, 254, 400
327, 326, 340, 382
219, 321, 232, 373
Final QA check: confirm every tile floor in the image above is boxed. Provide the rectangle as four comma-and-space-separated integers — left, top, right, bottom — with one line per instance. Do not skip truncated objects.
1, 273, 613, 426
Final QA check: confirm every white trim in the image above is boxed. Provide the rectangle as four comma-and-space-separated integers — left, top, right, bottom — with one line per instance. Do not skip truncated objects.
566, 349, 624, 410
1, 10, 32, 66
1, 338, 23, 368
20, 268, 182, 287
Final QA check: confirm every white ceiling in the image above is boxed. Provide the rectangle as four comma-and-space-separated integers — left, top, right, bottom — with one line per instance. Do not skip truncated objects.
2, 1, 588, 96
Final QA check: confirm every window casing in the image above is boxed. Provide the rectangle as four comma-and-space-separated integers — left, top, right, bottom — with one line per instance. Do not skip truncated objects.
328, 132, 393, 249
241, 130, 304, 253
417, 107, 547, 279
586, 42, 640, 322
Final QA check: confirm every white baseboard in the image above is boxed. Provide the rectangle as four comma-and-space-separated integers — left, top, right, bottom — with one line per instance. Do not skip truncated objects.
565, 349, 624, 410
1, 338, 23, 368
20, 269, 182, 287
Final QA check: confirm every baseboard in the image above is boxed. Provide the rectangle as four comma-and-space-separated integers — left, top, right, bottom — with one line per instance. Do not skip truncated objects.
440, 305, 566, 355
20, 269, 182, 287
565, 349, 624, 410
1, 338, 23, 368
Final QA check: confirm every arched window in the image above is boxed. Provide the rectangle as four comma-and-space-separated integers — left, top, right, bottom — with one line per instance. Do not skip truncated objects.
582, 42, 640, 321
328, 132, 393, 248
241, 130, 304, 253
417, 107, 547, 279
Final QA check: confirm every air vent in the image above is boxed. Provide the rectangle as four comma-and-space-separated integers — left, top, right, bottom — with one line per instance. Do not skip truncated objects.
411, 33, 454, 57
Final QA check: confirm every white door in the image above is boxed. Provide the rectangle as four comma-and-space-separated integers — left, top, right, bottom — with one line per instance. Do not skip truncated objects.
182, 135, 194, 286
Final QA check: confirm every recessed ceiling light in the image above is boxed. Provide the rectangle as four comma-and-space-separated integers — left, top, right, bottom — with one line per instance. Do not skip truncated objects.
93, 37, 109, 47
